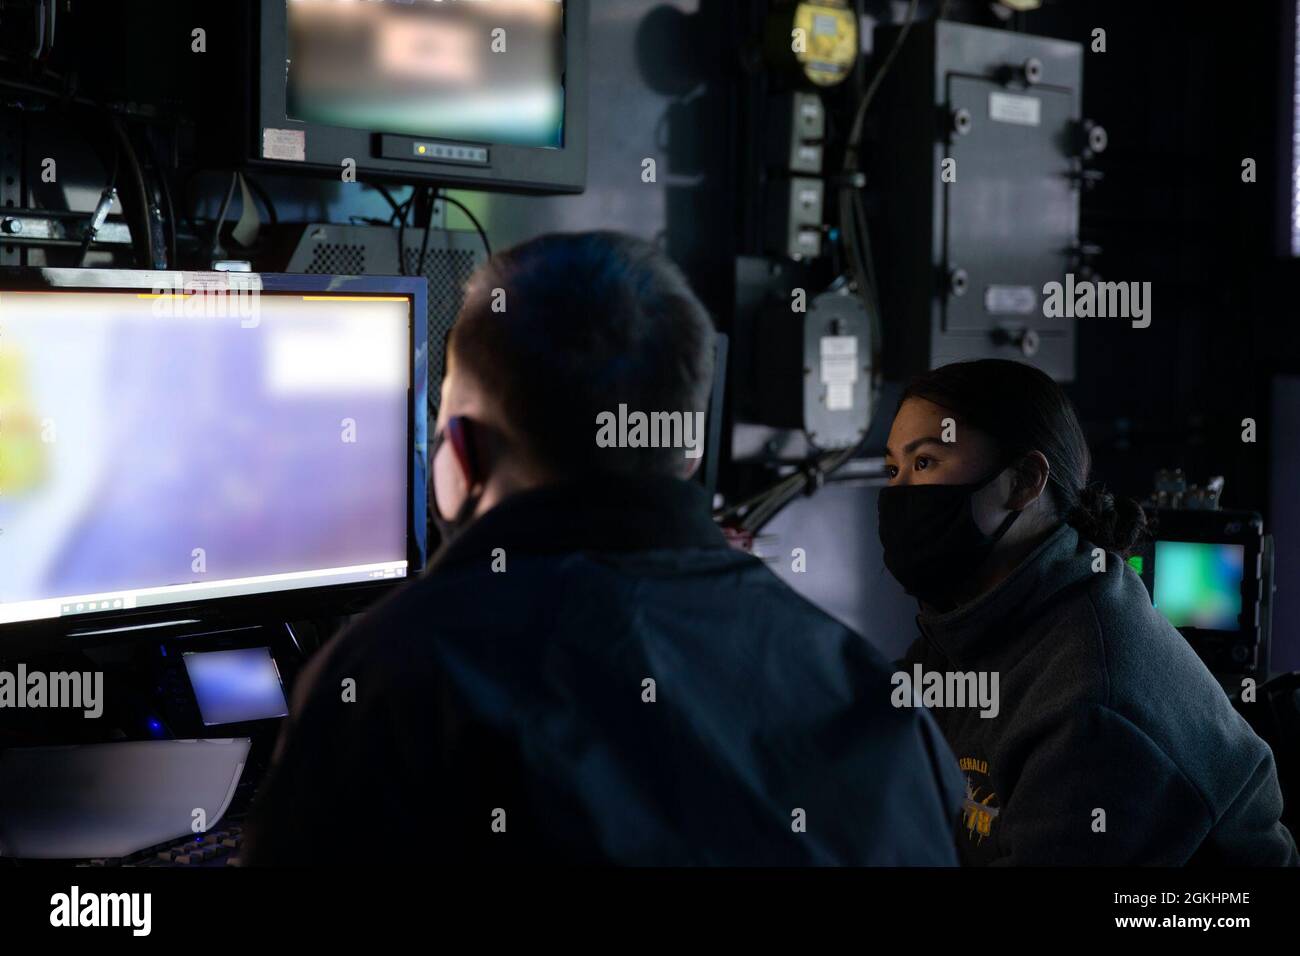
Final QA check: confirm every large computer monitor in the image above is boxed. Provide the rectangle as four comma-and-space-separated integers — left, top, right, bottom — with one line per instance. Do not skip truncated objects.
252, 0, 588, 193
0, 269, 428, 639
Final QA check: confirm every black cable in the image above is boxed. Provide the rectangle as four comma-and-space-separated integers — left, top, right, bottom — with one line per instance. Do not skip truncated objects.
414, 185, 436, 279
373, 184, 403, 223
851, 186, 882, 337
844, 0, 920, 158
736, 440, 865, 534
209, 171, 238, 264
160, 162, 177, 268
745, 463, 815, 532
109, 115, 156, 268
1, 62, 182, 267
0, 67, 176, 125
0, 75, 150, 268
142, 133, 178, 268
731, 472, 804, 528
437, 192, 491, 258
392, 195, 413, 228
716, 476, 797, 523
396, 187, 414, 275
178, 168, 203, 242
243, 174, 279, 229
0, 74, 87, 105
837, 0, 919, 382
720, 460, 815, 533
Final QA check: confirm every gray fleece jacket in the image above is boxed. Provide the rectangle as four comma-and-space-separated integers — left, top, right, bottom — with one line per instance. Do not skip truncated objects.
902, 522, 1299, 865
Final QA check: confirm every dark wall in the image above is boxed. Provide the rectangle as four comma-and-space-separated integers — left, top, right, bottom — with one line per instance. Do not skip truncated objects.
1020, 0, 1298, 670
1021, 1, 1289, 516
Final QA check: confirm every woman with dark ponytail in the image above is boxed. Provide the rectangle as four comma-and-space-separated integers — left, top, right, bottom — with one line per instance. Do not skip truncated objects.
879, 359, 1297, 866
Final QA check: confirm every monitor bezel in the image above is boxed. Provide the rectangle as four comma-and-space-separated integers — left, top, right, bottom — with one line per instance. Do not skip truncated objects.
1277, 0, 1299, 257
0, 267, 429, 645
252, 0, 588, 194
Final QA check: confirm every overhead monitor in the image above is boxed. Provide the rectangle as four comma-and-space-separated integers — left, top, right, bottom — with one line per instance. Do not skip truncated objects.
253, 0, 588, 192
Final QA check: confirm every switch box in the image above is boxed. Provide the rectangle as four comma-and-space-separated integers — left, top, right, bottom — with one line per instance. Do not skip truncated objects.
866, 20, 1087, 381
767, 92, 826, 174
766, 176, 825, 260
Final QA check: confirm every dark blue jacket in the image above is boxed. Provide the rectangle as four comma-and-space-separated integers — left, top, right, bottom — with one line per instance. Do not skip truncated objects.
247, 474, 963, 865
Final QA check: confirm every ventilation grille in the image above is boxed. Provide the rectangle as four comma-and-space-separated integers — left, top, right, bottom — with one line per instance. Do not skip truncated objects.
305, 243, 366, 275
404, 245, 479, 420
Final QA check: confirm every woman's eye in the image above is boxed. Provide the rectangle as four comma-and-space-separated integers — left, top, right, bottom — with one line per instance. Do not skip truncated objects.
885, 464, 898, 479
914, 456, 932, 471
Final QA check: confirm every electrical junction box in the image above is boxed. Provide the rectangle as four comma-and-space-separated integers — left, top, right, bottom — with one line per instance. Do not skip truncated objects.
867, 20, 1093, 381
738, 286, 873, 450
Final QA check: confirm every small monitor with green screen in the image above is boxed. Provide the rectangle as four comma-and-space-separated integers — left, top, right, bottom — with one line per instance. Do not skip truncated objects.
1152, 540, 1244, 630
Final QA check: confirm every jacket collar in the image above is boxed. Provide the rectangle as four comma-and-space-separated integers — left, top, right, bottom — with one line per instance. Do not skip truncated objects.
915, 522, 1095, 666
430, 472, 729, 573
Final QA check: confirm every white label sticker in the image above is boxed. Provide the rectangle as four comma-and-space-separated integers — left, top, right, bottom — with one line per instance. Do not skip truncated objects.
820, 335, 859, 387
154, 271, 264, 294
985, 285, 1039, 315
988, 92, 1041, 127
263, 128, 306, 162
826, 382, 854, 411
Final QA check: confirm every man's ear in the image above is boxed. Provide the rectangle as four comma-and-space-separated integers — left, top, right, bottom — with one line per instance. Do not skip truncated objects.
445, 416, 481, 487
1007, 451, 1050, 510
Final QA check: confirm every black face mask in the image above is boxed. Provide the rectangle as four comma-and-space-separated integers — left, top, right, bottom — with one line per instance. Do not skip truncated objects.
877, 466, 1021, 608
430, 424, 481, 548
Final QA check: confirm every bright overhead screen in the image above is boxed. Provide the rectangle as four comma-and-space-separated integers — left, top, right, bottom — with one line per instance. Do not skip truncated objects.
286, 0, 566, 148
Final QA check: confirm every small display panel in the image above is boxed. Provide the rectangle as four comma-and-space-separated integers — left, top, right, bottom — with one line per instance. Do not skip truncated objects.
184, 647, 289, 726
1152, 540, 1245, 630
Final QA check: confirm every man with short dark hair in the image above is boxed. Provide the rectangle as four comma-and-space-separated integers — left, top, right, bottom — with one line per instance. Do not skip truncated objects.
246, 231, 963, 865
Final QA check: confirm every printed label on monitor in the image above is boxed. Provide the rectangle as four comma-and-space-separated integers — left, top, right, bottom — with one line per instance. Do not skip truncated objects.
262, 128, 306, 162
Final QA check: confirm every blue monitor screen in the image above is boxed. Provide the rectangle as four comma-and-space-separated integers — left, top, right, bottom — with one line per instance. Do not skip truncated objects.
1152, 540, 1245, 630
184, 647, 289, 726
0, 287, 412, 626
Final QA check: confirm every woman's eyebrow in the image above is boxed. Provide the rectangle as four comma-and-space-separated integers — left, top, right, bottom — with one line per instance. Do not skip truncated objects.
884, 436, 947, 458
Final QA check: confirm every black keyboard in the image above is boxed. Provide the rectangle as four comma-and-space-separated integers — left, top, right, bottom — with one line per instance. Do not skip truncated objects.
82, 823, 246, 868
